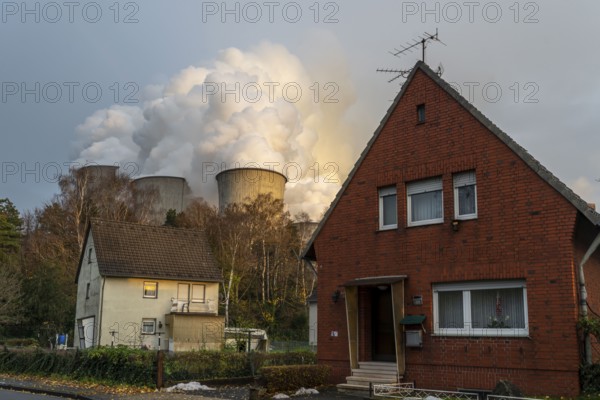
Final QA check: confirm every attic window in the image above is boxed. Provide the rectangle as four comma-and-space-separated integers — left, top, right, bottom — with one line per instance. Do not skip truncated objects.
143, 282, 158, 298
417, 103, 426, 123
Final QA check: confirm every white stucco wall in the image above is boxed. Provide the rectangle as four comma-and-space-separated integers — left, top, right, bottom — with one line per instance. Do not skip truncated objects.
74, 233, 103, 348
100, 278, 220, 350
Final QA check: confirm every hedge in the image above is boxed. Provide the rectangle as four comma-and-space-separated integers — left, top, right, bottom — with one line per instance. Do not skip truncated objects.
259, 364, 331, 392
0, 346, 155, 386
0, 347, 316, 388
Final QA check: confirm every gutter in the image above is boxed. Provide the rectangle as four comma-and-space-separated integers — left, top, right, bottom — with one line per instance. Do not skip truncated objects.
578, 231, 600, 365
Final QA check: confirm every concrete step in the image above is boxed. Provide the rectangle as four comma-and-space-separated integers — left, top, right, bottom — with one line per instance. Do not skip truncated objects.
336, 383, 371, 393
357, 362, 398, 371
353, 370, 397, 376
346, 376, 397, 385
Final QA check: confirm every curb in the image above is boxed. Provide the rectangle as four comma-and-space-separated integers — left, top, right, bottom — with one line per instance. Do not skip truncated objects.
0, 382, 94, 399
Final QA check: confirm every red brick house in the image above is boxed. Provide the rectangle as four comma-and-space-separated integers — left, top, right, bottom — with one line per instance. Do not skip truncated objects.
302, 61, 600, 397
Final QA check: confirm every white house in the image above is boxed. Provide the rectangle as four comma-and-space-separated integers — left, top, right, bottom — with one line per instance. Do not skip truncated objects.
74, 219, 224, 351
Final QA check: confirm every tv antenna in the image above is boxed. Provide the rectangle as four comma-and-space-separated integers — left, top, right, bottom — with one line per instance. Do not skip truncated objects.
377, 29, 446, 83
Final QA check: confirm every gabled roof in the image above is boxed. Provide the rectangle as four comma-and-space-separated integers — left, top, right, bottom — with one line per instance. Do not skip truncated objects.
303, 60, 600, 260
76, 219, 222, 282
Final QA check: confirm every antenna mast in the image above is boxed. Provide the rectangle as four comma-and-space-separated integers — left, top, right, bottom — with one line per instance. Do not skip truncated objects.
377, 29, 445, 83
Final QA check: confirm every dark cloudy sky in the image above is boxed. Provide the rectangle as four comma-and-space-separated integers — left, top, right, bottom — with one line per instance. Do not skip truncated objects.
2, 1, 599, 217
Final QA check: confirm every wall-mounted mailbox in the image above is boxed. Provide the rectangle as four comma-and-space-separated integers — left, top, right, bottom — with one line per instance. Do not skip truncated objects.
406, 330, 423, 347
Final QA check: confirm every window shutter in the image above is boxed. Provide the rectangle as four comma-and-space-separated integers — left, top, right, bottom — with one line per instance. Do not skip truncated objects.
407, 177, 442, 195
454, 171, 476, 188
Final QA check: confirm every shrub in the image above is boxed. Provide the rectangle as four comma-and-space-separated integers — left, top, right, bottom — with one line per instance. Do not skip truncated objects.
3, 338, 39, 347
0, 347, 155, 387
581, 363, 600, 393
163, 350, 316, 383
259, 364, 331, 392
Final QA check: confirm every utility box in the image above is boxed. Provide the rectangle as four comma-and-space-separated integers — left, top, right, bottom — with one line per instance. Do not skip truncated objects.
405, 330, 423, 347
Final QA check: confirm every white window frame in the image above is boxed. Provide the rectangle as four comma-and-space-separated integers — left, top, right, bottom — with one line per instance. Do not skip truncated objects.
378, 186, 397, 230
454, 171, 477, 220
191, 284, 206, 303
433, 280, 528, 337
143, 281, 158, 299
407, 177, 443, 227
141, 318, 156, 335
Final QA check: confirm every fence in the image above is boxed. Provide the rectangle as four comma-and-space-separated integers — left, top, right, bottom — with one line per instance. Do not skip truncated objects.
269, 341, 312, 352
373, 383, 478, 400
373, 383, 541, 400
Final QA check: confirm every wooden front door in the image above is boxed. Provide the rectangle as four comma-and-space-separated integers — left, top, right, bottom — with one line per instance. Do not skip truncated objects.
371, 287, 396, 361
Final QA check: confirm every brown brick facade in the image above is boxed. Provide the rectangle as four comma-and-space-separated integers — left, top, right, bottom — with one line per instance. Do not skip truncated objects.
309, 63, 600, 397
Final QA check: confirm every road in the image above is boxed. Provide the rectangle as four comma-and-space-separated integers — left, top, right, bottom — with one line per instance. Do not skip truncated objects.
0, 389, 68, 399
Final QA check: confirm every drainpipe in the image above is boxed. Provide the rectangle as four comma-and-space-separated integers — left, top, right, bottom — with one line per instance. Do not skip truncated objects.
97, 276, 106, 347
577, 232, 600, 365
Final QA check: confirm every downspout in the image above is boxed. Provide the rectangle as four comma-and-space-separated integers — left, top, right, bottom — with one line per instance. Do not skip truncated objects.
97, 276, 106, 347
578, 231, 600, 365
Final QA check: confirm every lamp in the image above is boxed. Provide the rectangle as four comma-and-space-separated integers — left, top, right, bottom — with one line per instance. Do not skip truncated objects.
452, 220, 459, 232
332, 290, 341, 303
158, 321, 163, 329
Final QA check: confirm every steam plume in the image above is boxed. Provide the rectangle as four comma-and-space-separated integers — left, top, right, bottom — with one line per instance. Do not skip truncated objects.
74, 41, 357, 219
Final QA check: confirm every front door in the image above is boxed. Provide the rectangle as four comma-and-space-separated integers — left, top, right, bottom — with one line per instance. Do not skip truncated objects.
371, 287, 396, 361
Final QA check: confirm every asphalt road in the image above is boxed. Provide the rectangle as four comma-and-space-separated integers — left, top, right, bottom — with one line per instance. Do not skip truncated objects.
0, 389, 68, 399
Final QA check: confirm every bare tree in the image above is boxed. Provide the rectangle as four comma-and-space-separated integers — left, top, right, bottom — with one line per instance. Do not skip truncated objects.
0, 263, 22, 325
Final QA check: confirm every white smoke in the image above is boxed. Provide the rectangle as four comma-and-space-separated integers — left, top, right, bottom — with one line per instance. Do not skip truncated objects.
73, 41, 357, 219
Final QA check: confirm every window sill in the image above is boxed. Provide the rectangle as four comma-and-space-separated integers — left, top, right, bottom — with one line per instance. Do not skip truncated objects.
454, 215, 477, 221
407, 220, 444, 228
377, 225, 397, 232
431, 331, 529, 338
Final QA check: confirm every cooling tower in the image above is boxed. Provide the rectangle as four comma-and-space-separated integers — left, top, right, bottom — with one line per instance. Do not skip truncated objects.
216, 168, 287, 211
132, 176, 192, 225
78, 165, 119, 184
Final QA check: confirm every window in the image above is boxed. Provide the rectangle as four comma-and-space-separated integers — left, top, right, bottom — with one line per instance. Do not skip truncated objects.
379, 186, 397, 229
87, 248, 92, 264
85, 283, 90, 299
407, 177, 443, 226
417, 103, 426, 123
143, 282, 158, 298
454, 171, 477, 219
141, 318, 156, 335
191, 284, 206, 303
433, 280, 528, 337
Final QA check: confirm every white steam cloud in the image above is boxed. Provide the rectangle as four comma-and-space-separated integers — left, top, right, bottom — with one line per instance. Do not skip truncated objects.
73, 41, 358, 219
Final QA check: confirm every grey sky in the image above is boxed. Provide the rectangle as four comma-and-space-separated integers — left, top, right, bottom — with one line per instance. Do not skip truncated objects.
2, 1, 600, 216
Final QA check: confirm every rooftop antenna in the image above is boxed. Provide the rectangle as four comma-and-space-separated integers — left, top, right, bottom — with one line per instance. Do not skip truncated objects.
377, 29, 446, 83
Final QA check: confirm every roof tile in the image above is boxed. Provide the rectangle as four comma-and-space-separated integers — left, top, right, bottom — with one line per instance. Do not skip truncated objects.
89, 219, 222, 282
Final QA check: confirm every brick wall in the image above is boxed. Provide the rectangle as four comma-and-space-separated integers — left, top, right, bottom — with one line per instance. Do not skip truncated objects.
314, 68, 583, 397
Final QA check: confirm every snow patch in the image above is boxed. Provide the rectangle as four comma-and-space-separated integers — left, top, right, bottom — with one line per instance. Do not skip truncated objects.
273, 393, 290, 399
294, 387, 320, 396
165, 381, 215, 392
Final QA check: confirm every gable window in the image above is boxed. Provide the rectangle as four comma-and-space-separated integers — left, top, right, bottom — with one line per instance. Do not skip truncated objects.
141, 318, 156, 335
407, 177, 443, 226
417, 103, 426, 123
86, 283, 90, 299
379, 186, 397, 230
433, 280, 528, 337
87, 248, 92, 264
143, 282, 158, 298
191, 284, 206, 303
454, 171, 477, 219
